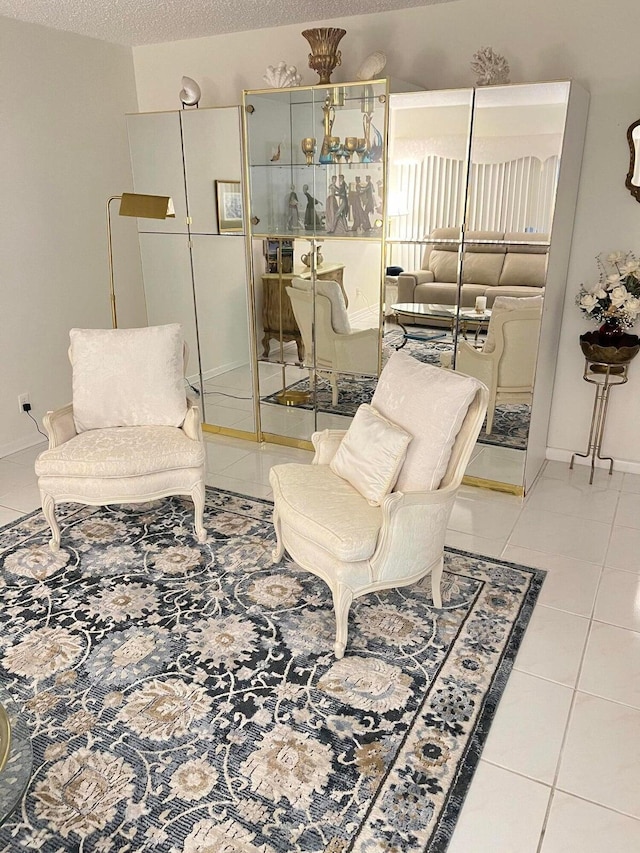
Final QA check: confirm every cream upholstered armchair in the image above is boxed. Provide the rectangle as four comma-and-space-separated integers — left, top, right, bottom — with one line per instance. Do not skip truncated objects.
451, 295, 543, 434
36, 324, 206, 551
287, 278, 378, 406
269, 351, 488, 658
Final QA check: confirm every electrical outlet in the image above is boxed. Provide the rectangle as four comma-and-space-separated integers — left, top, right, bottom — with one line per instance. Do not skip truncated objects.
18, 393, 30, 413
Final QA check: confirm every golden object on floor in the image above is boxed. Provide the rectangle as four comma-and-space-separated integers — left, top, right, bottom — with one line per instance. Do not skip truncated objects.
0, 703, 11, 773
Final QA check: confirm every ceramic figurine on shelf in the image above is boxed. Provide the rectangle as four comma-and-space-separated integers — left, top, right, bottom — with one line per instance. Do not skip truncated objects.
303, 184, 323, 231
329, 174, 349, 234
349, 177, 369, 232
286, 185, 301, 230
325, 175, 339, 232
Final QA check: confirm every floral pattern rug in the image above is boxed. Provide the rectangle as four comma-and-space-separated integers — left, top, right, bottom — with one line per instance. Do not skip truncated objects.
262, 333, 530, 452
0, 490, 544, 852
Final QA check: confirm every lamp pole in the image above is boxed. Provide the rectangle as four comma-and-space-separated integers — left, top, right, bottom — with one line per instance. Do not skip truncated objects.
106, 195, 121, 329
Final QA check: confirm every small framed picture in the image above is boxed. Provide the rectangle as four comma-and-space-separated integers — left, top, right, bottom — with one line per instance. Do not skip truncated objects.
215, 180, 244, 234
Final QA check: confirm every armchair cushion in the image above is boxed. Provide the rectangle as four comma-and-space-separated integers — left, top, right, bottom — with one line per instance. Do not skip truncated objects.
291, 278, 351, 334
372, 351, 481, 492
35, 426, 205, 479
270, 463, 382, 562
330, 404, 412, 506
70, 324, 187, 433
483, 295, 543, 353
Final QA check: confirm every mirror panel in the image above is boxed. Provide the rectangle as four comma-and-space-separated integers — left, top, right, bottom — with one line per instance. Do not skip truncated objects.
386, 82, 576, 493
138, 232, 203, 403
127, 113, 188, 234
127, 107, 256, 436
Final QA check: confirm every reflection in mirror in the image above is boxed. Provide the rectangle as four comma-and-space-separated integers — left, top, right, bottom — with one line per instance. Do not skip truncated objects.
254, 235, 383, 442
626, 120, 640, 201
386, 83, 571, 491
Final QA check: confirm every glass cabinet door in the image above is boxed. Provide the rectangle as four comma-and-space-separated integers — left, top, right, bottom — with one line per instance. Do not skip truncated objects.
243, 82, 388, 444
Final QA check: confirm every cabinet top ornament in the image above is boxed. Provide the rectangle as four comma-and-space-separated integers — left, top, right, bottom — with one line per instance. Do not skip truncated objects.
301, 27, 346, 85
470, 47, 510, 86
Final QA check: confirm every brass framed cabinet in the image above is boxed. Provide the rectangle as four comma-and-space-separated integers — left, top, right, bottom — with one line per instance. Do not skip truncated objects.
126, 106, 257, 438
242, 79, 411, 446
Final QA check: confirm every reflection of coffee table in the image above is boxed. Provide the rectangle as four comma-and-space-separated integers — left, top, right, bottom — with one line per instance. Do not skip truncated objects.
0, 688, 32, 826
390, 302, 492, 348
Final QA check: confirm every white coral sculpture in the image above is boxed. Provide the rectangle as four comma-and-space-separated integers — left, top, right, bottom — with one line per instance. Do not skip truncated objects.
263, 62, 302, 88
470, 47, 510, 86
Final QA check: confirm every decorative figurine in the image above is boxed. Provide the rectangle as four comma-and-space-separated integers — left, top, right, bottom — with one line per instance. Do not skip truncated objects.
179, 76, 201, 108
263, 61, 302, 88
303, 184, 323, 231
355, 51, 387, 81
470, 47, 511, 86
325, 175, 339, 232
286, 185, 301, 230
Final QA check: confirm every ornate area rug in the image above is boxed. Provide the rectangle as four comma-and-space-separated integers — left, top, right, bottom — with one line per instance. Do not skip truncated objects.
0, 491, 544, 852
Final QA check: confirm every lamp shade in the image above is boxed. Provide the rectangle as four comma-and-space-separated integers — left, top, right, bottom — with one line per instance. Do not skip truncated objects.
118, 193, 175, 219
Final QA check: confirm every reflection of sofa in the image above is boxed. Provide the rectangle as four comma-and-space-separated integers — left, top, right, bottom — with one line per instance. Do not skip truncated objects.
397, 228, 549, 318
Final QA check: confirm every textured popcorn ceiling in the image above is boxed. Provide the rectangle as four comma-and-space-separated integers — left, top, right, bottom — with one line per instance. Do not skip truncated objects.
0, 0, 453, 46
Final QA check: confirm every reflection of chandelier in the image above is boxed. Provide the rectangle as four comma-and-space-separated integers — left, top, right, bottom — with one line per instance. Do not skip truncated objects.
392, 134, 563, 164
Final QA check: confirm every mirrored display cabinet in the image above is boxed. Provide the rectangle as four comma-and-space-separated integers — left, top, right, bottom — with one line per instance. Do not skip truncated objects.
126, 79, 588, 496
242, 80, 396, 447
126, 106, 257, 438
386, 81, 589, 494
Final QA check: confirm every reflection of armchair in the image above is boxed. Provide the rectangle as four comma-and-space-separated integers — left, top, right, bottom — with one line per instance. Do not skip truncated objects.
287, 279, 378, 406
269, 352, 488, 658
35, 325, 207, 551
453, 296, 543, 433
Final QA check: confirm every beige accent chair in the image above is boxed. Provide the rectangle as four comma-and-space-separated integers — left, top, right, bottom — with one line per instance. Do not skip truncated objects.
36, 324, 206, 551
269, 352, 488, 658
287, 279, 379, 406
452, 296, 543, 434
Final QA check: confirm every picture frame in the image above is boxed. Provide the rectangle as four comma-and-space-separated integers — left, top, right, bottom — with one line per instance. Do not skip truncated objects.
215, 180, 244, 233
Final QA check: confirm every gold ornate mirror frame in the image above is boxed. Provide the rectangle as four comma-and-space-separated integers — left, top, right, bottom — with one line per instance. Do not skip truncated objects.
625, 118, 640, 202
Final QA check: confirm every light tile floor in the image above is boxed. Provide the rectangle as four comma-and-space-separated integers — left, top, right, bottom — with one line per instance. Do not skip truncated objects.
1, 440, 639, 851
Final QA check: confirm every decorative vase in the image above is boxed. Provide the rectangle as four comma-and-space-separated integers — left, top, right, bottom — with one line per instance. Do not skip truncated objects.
579, 329, 640, 365
597, 318, 625, 345
301, 28, 346, 85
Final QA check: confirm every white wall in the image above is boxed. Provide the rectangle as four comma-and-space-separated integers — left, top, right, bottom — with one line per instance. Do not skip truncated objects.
133, 0, 640, 467
1, 16, 144, 457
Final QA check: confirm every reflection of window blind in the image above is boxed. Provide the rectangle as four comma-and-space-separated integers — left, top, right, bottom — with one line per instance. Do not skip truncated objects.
387, 156, 558, 271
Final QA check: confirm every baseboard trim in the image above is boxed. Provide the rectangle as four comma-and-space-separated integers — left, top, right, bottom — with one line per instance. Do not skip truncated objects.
0, 435, 46, 460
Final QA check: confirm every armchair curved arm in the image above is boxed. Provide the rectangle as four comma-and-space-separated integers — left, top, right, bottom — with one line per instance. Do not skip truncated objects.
311, 429, 347, 465
370, 485, 458, 584
334, 327, 379, 375
43, 403, 77, 449
455, 340, 495, 388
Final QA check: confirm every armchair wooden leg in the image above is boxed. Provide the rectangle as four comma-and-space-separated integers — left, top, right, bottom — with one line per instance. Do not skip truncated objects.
272, 509, 285, 563
192, 481, 207, 544
332, 581, 353, 659
431, 556, 443, 609
40, 491, 60, 552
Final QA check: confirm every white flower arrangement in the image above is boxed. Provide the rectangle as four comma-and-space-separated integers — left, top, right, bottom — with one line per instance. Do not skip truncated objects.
576, 251, 640, 328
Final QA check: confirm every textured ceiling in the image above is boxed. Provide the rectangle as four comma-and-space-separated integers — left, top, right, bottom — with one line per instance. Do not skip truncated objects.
0, 0, 453, 46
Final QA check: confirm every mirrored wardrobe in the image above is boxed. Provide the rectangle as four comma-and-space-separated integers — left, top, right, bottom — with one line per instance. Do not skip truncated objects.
386, 81, 589, 494
126, 106, 257, 437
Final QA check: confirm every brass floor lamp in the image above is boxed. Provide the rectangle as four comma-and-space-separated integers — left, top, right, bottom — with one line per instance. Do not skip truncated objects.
106, 192, 175, 328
